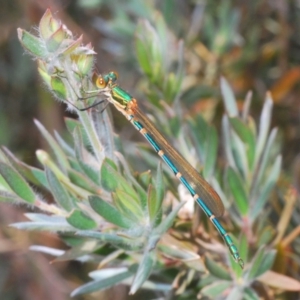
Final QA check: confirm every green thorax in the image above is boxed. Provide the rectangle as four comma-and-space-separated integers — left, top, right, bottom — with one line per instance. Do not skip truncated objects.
111, 86, 133, 106
102, 72, 133, 107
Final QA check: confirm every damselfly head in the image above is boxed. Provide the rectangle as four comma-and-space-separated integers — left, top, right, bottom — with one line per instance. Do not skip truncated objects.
103, 71, 118, 84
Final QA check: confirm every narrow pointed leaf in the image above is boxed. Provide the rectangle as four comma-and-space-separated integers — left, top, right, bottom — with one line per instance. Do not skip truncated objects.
78, 161, 100, 185
45, 25, 65, 52
89, 195, 133, 229
251, 155, 282, 220
154, 201, 186, 235
0, 191, 21, 203
2, 147, 49, 189
147, 184, 158, 222
243, 287, 260, 300
255, 94, 273, 164
0, 162, 35, 204
71, 268, 134, 296
17, 28, 48, 57
68, 168, 100, 194
51, 75, 68, 100
226, 167, 248, 215
101, 159, 138, 202
67, 209, 97, 229
229, 117, 255, 168
226, 286, 244, 300
247, 247, 275, 280
34, 119, 70, 171
203, 126, 218, 179
11, 214, 75, 231
113, 189, 144, 221
201, 280, 232, 298
130, 251, 155, 294
204, 256, 231, 280
220, 77, 238, 117
46, 167, 74, 210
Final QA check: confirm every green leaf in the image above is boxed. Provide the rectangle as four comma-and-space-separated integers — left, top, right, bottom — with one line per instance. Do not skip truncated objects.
251, 155, 282, 221
91, 109, 115, 161
89, 195, 133, 229
75, 231, 142, 251
138, 170, 152, 189
0, 191, 21, 203
255, 93, 273, 165
238, 234, 248, 269
247, 247, 276, 280
65, 118, 90, 149
154, 201, 186, 235
78, 161, 100, 185
204, 256, 231, 280
34, 119, 70, 172
158, 239, 201, 262
130, 251, 155, 294
203, 126, 218, 179
55, 240, 102, 261
229, 235, 244, 277
100, 158, 123, 192
220, 77, 238, 117
113, 189, 144, 222
101, 159, 139, 202
226, 286, 244, 300
201, 280, 232, 298
51, 76, 68, 100
229, 117, 256, 168
226, 167, 248, 215
67, 209, 97, 229
17, 28, 48, 58
2, 147, 49, 189
252, 128, 278, 192
257, 226, 274, 247
153, 162, 164, 223
0, 162, 36, 204
243, 287, 260, 300
254, 249, 276, 278
46, 167, 74, 210
45, 25, 66, 52
39, 9, 60, 40
147, 184, 158, 222
68, 168, 100, 194
222, 115, 236, 169
71, 267, 134, 296
11, 214, 76, 231
135, 20, 157, 77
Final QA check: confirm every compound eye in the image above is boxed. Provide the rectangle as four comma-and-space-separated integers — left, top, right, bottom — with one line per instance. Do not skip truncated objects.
96, 76, 106, 88
109, 71, 118, 82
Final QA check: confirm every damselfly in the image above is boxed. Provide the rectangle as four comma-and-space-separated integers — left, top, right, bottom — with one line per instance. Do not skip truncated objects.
79, 71, 244, 269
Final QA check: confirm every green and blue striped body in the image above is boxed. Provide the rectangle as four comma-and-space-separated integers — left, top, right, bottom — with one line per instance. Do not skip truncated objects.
98, 72, 244, 269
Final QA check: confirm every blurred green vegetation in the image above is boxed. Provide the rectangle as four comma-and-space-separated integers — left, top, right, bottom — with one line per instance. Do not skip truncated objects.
1, 1, 300, 299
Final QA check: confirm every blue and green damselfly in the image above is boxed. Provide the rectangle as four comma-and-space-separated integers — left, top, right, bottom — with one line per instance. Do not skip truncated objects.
81, 71, 244, 269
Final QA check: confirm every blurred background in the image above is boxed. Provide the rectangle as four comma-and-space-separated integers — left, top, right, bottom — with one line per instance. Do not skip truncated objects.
1, 0, 300, 299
